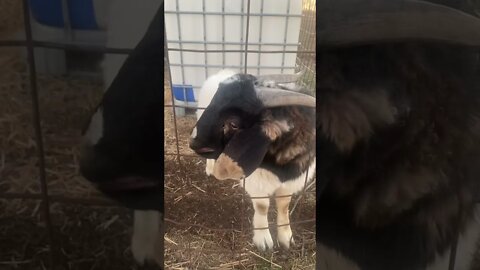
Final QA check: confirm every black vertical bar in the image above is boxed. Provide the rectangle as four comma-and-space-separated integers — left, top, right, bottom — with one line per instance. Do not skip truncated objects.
243, 0, 251, 74
202, 0, 208, 79
448, 230, 459, 270
21, 0, 55, 268
281, 0, 291, 74
60, 0, 73, 41
240, 0, 244, 67
257, 0, 264, 76
164, 20, 185, 182
222, 0, 225, 68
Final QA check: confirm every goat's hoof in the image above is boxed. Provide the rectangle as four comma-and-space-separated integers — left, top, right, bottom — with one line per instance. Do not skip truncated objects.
205, 159, 215, 176
278, 236, 295, 250
131, 236, 156, 265
277, 228, 294, 249
131, 246, 150, 265
253, 229, 274, 251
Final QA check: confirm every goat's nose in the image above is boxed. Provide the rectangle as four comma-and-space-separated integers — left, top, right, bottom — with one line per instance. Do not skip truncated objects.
189, 136, 216, 154
190, 140, 214, 153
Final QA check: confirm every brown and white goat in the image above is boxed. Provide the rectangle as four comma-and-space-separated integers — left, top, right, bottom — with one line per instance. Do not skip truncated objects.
189, 72, 316, 250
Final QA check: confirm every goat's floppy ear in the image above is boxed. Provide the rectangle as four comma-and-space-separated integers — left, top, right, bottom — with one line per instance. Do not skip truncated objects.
212, 124, 271, 180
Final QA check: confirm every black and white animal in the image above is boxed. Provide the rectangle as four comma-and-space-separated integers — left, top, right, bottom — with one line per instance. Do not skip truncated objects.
193, 69, 238, 176
189, 70, 316, 250
316, 0, 480, 269
79, 1, 162, 266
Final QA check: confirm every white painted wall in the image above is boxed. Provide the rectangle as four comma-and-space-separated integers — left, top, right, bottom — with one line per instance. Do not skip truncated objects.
165, 0, 303, 100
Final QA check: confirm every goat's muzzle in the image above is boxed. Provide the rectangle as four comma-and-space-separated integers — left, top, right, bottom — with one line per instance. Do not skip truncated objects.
189, 137, 216, 155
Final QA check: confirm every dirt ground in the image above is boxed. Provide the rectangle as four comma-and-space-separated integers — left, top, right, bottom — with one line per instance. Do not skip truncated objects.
163, 72, 316, 269
163, 156, 316, 269
0, 43, 164, 269
0, 199, 161, 270
0, 48, 315, 269
0, 1, 316, 269
0, 2, 159, 265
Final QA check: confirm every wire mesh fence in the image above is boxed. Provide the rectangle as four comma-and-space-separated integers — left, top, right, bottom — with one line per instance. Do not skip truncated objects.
0, 0, 316, 268
164, 0, 316, 268
1, 0, 471, 269
0, 0, 155, 269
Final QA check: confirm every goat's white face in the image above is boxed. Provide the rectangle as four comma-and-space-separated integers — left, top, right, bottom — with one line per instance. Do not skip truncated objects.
190, 74, 261, 157
189, 74, 273, 180
190, 72, 316, 180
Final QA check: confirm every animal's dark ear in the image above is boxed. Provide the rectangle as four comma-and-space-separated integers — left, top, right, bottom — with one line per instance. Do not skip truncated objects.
212, 125, 271, 180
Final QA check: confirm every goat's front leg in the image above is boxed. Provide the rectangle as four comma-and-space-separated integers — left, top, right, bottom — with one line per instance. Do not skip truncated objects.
205, 158, 215, 176
131, 210, 162, 265
252, 197, 274, 251
275, 187, 295, 249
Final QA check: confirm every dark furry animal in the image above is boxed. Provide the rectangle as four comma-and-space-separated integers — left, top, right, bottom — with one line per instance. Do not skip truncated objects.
189, 73, 316, 251
80, 5, 162, 212
316, 41, 480, 270
190, 73, 316, 181
317, 1, 480, 268
79, 4, 163, 267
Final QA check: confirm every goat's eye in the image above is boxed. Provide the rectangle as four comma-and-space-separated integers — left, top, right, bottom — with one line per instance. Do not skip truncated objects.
230, 122, 239, 130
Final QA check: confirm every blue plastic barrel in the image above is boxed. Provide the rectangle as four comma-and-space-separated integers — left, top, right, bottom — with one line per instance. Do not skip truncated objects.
29, 0, 99, 30
172, 85, 196, 102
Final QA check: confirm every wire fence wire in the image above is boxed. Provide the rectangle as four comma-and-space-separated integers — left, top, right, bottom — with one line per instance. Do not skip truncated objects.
164, 0, 316, 268
0, 0, 315, 268
0, 0, 470, 269
0, 0, 157, 269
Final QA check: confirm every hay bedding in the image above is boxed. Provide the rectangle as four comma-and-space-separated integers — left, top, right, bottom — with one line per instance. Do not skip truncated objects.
163, 157, 316, 269
0, 46, 163, 269
0, 49, 316, 269
163, 76, 196, 157
0, 0, 24, 40
0, 199, 160, 270
0, 10, 315, 267
164, 72, 316, 269
0, 47, 104, 198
